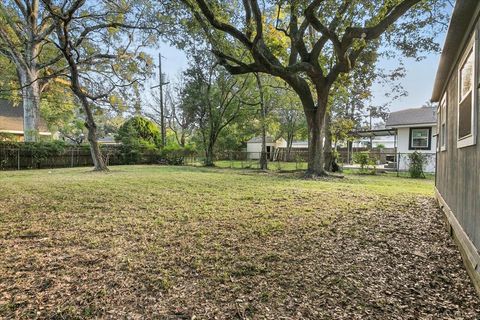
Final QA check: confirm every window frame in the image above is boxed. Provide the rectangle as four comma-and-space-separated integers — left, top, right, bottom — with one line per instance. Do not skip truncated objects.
409, 127, 432, 150
457, 34, 477, 148
440, 94, 447, 151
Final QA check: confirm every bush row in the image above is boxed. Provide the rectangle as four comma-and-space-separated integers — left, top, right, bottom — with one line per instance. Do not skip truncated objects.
0, 141, 198, 166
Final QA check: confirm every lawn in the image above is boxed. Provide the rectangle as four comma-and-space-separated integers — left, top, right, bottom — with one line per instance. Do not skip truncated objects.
0, 166, 478, 319
214, 160, 309, 171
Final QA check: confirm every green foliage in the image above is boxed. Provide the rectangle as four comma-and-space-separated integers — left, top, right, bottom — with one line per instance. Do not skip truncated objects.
117, 116, 161, 145
408, 151, 426, 179
160, 143, 197, 165
116, 116, 161, 164
0, 140, 67, 168
0, 132, 17, 141
22, 141, 67, 163
330, 117, 355, 146
353, 152, 376, 175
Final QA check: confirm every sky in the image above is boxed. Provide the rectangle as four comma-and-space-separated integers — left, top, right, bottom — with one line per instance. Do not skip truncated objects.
371, 51, 445, 112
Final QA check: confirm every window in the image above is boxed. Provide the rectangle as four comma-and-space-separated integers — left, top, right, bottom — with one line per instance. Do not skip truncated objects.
457, 36, 476, 148
440, 94, 447, 151
409, 127, 431, 150
437, 104, 441, 152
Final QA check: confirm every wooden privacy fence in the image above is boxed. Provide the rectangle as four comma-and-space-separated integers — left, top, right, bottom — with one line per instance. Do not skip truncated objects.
0, 146, 159, 170
1, 147, 106, 170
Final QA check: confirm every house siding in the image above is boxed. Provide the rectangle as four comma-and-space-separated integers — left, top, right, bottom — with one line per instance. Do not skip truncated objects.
436, 20, 480, 253
395, 126, 437, 172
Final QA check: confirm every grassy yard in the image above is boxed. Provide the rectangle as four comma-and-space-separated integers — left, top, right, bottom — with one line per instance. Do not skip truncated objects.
0, 166, 478, 319
214, 160, 309, 171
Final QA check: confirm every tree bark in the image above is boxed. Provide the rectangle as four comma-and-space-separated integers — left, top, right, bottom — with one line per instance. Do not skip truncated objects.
286, 133, 293, 161
324, 112, 334, 171
256, 73, 267, 170
301, 91, 328, 176
305, 107, 327, 176
82, 97, 108, 171
204, 141, 215, 166
19, 70, 41, 142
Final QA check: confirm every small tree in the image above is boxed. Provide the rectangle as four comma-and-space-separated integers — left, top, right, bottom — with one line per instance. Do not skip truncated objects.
116, 116, 161, 163
182, 52, 250, 166
42, 0, 157, 171
353, 151, 375, 175
408, 151, 426, 178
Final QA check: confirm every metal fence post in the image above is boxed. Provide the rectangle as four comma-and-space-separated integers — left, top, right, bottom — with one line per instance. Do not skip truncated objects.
397, 153, 400, 177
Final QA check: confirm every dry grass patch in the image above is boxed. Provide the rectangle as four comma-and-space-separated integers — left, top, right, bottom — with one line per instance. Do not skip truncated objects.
0, 165, 478, 319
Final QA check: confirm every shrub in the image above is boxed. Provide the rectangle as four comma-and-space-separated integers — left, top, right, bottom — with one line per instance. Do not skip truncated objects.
353, 152, 376, 175
160, 144, 196, 165
0, 141, 67, 169
116, 116, 161, 163
116, 116, 161, 146
408, 151, 426, 178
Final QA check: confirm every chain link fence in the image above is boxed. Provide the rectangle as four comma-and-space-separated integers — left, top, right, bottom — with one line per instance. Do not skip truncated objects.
0, 144, 436, 175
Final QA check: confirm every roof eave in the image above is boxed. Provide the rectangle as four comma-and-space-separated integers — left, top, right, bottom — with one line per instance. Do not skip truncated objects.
431, 0, 480, 102
386, 122, 437, 128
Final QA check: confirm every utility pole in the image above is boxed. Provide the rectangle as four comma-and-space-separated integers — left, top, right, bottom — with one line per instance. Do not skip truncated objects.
159, 53, 166, 147
151, 53, 169, 147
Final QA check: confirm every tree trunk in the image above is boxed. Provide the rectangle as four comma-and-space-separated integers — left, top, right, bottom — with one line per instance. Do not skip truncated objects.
180, 133, 186, 147
18, 70, 41, 142
85, 119, 107, 171
81, 97, 108, 171
260, 126, 267, 170
347, 140, 353, 164
204, 142, 215, 166
324, 112, 334, 171
286, 133, 293, 161
304, 97, 328, 176
256, 73, 268, 170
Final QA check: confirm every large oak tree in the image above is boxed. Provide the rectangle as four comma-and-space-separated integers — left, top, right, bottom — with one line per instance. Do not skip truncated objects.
180, 0, 447, 175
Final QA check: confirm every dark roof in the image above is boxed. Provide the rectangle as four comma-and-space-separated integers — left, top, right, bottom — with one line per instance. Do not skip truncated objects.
386, 107, 437, 127
353, 128, 397, 138
247, 136, 276, 143
0, 99, 50, 133
431, 0, 480, 102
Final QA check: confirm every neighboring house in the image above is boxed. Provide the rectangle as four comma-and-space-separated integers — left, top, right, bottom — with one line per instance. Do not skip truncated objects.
385, 106, 437, 172
0, 99, 52, 141
290, 140, 309, 149
246, 136, 286, 159
98, 134, 120, 145
431, 0, 480, 293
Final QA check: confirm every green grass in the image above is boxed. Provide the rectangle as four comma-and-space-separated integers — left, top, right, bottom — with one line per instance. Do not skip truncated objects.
214, 160, 309, 171
1, 165, 478, 318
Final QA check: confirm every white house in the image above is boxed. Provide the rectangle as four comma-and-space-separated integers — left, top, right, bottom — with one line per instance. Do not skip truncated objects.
246, 136, 287, 159
385, 106, 437, 172
291, 140, 308, 149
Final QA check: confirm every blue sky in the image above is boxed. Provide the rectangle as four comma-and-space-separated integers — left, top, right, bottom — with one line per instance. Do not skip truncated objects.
371, 52, 444, 112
